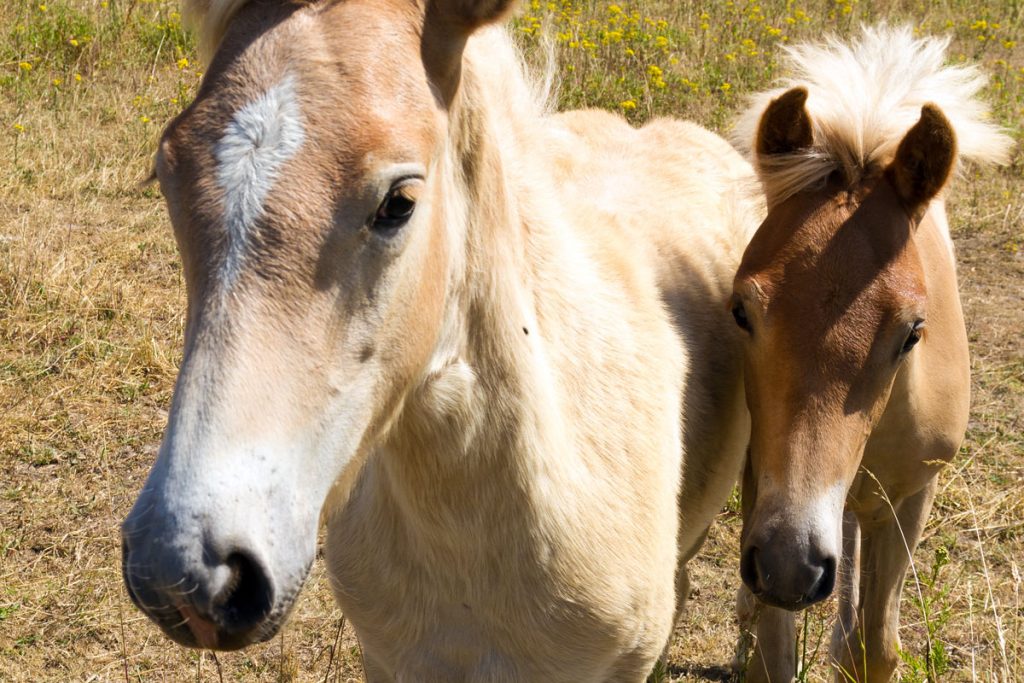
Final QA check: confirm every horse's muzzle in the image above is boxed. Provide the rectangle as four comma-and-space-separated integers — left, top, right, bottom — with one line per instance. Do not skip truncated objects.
121, 533, 280, 650
740, 536, 837, 610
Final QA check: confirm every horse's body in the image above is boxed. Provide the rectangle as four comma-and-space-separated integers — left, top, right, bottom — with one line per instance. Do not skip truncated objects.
729, 27, 1011, 682
120, 0, 757, 679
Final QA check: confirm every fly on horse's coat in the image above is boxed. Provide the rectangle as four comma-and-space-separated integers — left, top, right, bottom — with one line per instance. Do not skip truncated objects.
120, 0, 760, 679
730, 26, 1012, 682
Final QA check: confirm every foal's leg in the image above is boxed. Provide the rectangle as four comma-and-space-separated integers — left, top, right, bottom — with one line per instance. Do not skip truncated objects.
361, 647, 395, 683
735, 585, 796, 683
829, 511, 862, 677
832, 481, 937, 682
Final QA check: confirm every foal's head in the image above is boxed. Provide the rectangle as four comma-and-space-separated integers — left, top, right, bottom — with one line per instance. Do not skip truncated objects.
122, 0, 516, 650
732, 88, 956, 609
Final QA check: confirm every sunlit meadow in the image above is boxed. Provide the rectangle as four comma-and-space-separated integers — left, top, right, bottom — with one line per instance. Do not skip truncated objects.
1, 0, 1021, 680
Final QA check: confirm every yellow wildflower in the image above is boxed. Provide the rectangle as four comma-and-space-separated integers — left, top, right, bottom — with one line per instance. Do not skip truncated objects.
1004, 40, 1016, 49
74, 73, 82, 82
38, 3, 47, 11
620, 99, 637, 110
19, 61, 32, 71
13, 123, 25, 134
52, 78, 61, 87
608, 4, 622, 15
177, 57, 189, 70
69, 38, 79, 47
140, 115, 150, 123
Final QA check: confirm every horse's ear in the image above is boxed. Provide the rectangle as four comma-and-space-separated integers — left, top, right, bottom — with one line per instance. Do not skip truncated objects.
421, 0, 518, 105
430, 0, 517, 28
755, 87, 813, 159
887, 104, 957, 210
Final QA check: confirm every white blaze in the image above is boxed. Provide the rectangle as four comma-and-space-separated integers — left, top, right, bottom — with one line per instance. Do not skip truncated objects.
214, 73, 305, 284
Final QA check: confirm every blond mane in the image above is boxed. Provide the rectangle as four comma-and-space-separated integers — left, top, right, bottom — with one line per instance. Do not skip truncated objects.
733, 25, 1013, 204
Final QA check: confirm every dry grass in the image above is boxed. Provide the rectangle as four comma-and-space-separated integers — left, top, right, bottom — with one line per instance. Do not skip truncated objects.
0, 0, 1020, 680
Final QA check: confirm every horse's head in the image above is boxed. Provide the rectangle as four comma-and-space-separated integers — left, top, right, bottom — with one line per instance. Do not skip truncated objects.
732, 87, 956, 609
122, 0, 515, 650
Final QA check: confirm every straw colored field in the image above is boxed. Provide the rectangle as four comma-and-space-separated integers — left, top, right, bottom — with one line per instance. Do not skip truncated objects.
1, 0, 1020, 680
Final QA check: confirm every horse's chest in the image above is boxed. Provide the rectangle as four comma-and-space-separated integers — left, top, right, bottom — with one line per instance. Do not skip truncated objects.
334, 570, 624, 681
324, 496, 644, 681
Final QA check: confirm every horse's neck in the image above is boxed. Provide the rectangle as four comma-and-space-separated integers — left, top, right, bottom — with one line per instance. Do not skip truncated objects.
375, 60, 578, 541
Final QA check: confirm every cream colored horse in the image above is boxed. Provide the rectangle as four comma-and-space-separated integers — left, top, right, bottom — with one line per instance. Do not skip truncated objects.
120, 0, 758, 679
730, 27, 1012, 682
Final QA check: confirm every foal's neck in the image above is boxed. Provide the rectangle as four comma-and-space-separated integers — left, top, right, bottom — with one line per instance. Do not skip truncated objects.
377, 64, 577, 537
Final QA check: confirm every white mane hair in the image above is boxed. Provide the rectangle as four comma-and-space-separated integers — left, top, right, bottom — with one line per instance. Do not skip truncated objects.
732, 25, 1014, 204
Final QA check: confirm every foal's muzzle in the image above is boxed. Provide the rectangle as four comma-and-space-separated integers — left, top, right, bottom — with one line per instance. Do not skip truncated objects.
740, 540, 836, 610
121, 532, 281, 650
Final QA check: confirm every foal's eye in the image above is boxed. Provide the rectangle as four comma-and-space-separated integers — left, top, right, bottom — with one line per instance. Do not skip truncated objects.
731, 298, 751, 333
372, 181, 419, 232
901, 320, 925, 355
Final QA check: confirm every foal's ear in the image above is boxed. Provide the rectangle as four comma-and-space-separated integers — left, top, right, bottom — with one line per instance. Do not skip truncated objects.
887, 104, 957, 211
421, 0, 518, 105
430, 0, 517, 28
755, 87, 813, 159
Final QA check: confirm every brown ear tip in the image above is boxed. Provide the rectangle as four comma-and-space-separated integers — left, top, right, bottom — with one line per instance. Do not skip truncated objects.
915, 103, 956, 150
766, 87, 809, 113
782, 86, 809, 105
919, 102, 949, 124
451, 0, 517, 29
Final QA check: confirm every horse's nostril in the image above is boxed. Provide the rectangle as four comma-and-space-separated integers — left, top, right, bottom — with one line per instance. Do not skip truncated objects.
213, 551, 274, 634
740, 545, 762, 593
806, 555, 836, 604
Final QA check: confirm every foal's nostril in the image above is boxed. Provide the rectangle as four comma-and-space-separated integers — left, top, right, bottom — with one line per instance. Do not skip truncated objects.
806, 555, 836, 605
740, 546, 761, 593
213, 551, 274, 634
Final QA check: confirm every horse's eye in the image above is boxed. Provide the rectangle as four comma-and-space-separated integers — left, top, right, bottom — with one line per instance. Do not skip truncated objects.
373, 182, 418, 232
901, 320, 925, 354
731, 298, 751, 333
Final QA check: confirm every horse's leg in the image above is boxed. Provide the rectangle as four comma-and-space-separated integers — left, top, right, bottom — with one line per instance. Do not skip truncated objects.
674, 526, 710, 623
360, 645, 395, 683
735, 584, 796, 683
829, 510, 862, 677
832, 480, 937, 682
